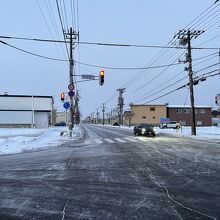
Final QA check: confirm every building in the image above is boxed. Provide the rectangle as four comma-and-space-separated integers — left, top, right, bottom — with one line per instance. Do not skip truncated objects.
212, 110, 220, 126
56, 111, 69, 124
129, 105, 167, 126
0, 94, 54, 128
125, 104, 212, 127
167, 105, 212, 126
124, 110, 131, 126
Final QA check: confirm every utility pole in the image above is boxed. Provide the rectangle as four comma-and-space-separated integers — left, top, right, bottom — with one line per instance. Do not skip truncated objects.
117, 88, 125, 126
176, 30, 204, 135
219, 50, 220, 79
102, 103, 105, 126
96, 108, 99, 124
64, 27, 79, 137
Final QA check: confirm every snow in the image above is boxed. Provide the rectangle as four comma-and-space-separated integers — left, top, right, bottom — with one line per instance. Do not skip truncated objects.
157, 126, 220, 141
94, 124, 220, 142
0, 126, 83, 156
1, 124, 219, 156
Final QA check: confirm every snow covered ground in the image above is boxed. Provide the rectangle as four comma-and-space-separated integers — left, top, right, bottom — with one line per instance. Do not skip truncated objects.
96, 124, 220, 142
0, 126, 83, 156
1, 124, 219, 156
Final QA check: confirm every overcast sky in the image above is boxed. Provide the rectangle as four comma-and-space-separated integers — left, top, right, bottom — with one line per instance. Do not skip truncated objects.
0, 0, 219, 117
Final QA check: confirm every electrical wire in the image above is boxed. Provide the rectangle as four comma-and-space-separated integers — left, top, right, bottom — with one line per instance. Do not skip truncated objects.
0, 40, 68, 61
55, 0, 70, 59
74, 60, 181, 70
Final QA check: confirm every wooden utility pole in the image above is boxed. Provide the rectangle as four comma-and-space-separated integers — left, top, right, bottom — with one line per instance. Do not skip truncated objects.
117, 88, 125, 126
64, 27, 79, 137
176, 30, 204, 135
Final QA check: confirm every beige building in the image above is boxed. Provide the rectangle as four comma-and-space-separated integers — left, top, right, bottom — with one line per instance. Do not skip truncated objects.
129, 105, 167, 125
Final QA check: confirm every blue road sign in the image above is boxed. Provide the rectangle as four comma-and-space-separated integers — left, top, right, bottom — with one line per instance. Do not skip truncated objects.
63, 102, 70, 110
160, 118, 170, 123
68, 90, 75, 97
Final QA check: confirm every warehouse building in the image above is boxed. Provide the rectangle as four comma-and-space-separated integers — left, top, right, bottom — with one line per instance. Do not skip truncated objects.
0, 94, 54, 128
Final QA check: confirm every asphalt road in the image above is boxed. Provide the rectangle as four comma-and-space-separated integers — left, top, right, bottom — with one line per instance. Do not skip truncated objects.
0, 124, 219, 220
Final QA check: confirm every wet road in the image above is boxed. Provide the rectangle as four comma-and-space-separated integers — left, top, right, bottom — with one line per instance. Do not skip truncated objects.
0, 124, 219, 220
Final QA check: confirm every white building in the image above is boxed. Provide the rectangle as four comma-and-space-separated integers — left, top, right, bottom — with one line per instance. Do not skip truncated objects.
56, 111, 70, 124
0, 94, 54, 128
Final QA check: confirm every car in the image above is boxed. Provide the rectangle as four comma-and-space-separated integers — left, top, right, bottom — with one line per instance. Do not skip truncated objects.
134, 123, 156, 137
159, 121, 180, 129
113, 122, 120, 126
54, 122, 66, 126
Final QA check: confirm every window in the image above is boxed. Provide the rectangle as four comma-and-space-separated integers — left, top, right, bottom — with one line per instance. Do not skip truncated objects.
197, 121, 203, 126
142, 116, 146, 119
199, 109, 205, 114
176, 109, 183, 113
184, 109, 190, 113
180, 121, 186, 125
150, 107, 155, 111
152, 116, 156, 119
195, 109, 198, 114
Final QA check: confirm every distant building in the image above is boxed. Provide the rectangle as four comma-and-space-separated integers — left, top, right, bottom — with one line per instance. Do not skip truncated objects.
167, 105, 212, 126
129, 105, 167, 125
212, 110, 220, 119
212, 110, 220, 126
56, 111, 69, 124
0, 94, 54, 128
124, 110, 131, 126
125, 104, 212, 127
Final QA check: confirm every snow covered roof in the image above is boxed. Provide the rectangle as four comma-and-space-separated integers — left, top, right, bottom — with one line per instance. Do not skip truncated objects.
168, 105, 212, 109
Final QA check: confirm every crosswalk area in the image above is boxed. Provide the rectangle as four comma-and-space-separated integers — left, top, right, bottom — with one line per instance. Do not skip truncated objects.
90, 136, 158, 145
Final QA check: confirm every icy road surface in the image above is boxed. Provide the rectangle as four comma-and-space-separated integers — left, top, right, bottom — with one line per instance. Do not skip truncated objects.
0, 124, 219, 219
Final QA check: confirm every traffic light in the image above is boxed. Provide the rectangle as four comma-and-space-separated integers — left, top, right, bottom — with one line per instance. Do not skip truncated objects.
99, 70, 105, 86
60, 92, 65, 102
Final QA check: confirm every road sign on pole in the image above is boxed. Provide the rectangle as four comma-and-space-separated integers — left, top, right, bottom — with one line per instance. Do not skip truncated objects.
81, 74, 96, 80
63, 102, 70, 110
68, 83, 74, 91
68, 90, 75, 97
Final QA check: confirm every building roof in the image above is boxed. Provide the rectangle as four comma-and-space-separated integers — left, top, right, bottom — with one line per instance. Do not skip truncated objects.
131, 104, 167, 107
168, 105, 212, 109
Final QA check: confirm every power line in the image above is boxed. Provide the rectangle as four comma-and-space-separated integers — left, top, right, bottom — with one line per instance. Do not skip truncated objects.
0, 40, 68, 61
74, 60, 181, 70
143, 70, 220, 104
55, 0, 70, 59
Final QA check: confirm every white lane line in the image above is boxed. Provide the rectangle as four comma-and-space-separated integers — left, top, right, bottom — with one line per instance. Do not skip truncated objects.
114, 138, 127, 143
105, 139, 115, 143
95, 139, 103, 144
124, 137, 139, 142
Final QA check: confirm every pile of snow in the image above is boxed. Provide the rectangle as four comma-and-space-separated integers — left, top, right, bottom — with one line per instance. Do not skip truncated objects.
94, 124, 220, 141
0, 126, 83, 156
157, 126, 220, 141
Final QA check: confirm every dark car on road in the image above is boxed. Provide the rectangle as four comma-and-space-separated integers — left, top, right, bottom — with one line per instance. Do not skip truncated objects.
133, 123, 156, 137
54, 122, 66, 126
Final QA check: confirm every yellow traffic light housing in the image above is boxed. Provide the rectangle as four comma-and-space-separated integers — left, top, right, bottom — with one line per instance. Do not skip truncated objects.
99, 70, 105, 86
60, 92, 65, 102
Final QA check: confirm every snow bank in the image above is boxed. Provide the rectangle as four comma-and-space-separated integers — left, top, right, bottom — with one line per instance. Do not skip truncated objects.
93, 124, 220, 141
0, 126, 83, 156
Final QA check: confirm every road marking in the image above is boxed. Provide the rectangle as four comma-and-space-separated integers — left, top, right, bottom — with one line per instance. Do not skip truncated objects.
95, 139, 103, 144
114, 138, 127, 143
124, 137, 139, 142
105, 139, 115, 143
